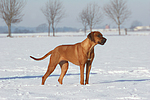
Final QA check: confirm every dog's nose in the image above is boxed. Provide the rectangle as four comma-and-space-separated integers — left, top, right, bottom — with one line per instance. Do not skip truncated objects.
102, 38, 107, 45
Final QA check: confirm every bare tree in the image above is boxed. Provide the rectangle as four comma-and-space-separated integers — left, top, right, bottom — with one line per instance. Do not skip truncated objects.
103, 0, 131, 35
0, 0, 26, 37
86, 3, 103, 32
78, 3, 103, 33
42, 0, 65, 36
41, 3, 51, 36
78, 9, 88, 35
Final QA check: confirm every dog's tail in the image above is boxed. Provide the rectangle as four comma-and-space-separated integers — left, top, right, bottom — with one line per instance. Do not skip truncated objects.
30, 50, 53, 61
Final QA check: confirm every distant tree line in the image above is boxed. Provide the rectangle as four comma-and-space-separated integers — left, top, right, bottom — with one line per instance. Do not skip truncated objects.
0, 25, 78, 33
130, 20, 142, 29
0, 0, 132, 37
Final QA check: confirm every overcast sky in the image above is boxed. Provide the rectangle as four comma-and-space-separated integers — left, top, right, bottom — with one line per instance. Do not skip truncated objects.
0, 0, 150, 29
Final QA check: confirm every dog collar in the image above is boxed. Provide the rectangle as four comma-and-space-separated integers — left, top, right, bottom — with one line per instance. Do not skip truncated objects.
87, 58, 92, 61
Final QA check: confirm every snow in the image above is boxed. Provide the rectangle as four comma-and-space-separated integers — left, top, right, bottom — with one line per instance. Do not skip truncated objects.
0, 33, 150, 99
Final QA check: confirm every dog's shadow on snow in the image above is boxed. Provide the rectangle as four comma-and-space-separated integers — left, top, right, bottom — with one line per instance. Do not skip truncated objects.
98, 79, 150, 84
0, 73, 97, 80
1, 73, 150, 84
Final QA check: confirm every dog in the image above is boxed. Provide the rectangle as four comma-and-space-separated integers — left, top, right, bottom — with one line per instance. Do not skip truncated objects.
30, 31, 107, 85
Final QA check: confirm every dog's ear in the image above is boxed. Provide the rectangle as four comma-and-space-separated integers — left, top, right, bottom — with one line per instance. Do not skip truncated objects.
88, 32, 95, 42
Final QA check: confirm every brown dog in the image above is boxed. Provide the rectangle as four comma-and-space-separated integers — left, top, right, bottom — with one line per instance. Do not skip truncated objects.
30, 31, 107, 85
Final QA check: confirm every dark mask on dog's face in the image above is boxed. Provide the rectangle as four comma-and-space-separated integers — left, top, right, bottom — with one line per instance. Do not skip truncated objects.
87, 32, 95, 42
97, 37, 107, 45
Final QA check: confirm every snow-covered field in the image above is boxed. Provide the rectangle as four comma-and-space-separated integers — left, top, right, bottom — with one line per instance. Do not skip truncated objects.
0, 33, 150, 100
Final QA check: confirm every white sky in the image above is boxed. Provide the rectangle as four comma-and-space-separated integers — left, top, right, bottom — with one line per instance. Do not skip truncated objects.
0, 0, 150, 29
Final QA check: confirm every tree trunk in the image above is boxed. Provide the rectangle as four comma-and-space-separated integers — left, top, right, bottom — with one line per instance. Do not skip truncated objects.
90, 25, 92, 32
7, 24, 11, 37
84, 26, 87, 36
117, 17, 121, 35
48, 24, 50, 36
125, 28, 127, 35
118, 24, 121, 35
52, 23, 55, 36
52, 27, 55, 36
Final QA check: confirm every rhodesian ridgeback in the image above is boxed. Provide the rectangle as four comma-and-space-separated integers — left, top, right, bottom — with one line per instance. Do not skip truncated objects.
30, 31, 107, 85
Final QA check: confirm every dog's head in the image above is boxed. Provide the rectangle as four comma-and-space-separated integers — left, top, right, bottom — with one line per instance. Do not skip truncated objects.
87, 31, 107, 45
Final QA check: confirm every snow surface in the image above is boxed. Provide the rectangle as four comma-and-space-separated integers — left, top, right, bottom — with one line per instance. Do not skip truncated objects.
0, 33, 150, 100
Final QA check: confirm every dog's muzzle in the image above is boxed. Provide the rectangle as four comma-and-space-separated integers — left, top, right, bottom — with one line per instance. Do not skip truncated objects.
98, 38, 107, 45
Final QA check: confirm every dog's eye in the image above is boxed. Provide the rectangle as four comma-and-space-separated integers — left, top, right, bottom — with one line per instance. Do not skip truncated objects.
97, 34, 101, 37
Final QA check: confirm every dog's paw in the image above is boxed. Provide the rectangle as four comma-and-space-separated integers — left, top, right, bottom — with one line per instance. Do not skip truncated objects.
58, 79, 63, 85
80, 82, 84, 85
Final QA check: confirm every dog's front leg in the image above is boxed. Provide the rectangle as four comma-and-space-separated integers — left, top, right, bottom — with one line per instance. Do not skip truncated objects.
80, 64, 85, 85
85, 61, 92, 85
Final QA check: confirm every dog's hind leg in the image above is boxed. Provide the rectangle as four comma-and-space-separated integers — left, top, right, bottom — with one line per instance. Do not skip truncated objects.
58, 61, 69, 84
41, 54, 59, 85
42, 64, 57, 85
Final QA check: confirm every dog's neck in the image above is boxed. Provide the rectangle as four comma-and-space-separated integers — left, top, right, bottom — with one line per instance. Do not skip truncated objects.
81, 38, 96, 54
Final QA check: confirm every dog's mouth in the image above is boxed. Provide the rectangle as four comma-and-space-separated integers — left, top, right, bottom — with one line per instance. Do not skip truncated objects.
98, 38, 107, 45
